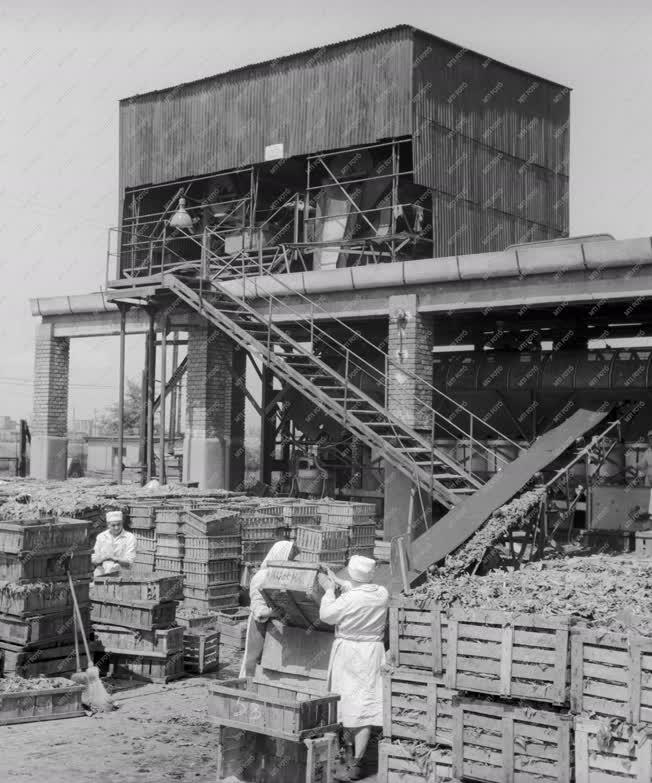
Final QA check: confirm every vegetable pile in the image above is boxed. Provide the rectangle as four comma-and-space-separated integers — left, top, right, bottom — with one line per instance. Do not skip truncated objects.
414, 554, 652, 630
0, 676, 75, 693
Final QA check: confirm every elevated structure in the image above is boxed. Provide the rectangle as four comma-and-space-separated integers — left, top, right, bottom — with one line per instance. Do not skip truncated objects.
31, 26, 652, 577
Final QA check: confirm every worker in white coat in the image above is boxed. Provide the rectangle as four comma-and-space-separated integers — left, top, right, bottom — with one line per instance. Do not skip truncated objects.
319, 555, 389, 782
239, 540, 296, 679
91, 510, 136, 578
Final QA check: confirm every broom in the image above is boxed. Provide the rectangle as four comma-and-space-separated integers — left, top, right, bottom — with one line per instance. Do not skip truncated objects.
67, 569, 113, 712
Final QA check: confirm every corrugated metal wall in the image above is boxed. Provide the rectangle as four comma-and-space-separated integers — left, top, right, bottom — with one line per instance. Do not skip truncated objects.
412, 30, 570, 255
119, 28, 414, 189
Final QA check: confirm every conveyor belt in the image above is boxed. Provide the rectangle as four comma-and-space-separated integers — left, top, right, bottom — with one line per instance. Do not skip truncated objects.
409, 406, 612, 581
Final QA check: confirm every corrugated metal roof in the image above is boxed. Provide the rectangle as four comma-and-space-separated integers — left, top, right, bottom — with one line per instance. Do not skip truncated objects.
120, 24, 570, 105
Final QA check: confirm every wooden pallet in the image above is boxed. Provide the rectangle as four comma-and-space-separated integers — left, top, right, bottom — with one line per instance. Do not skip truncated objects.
446, 609, 571, 705
216, 725, 336, 783
90, 574, 183, 603
383, 667, 453, 746
110, 649, 186, 683
183, 629, 220, 674
0, 681, 85, 725
570, 625, 652, 722
0, 580, 90, 618
90, 599, 177, 631
575, 717, 652, 783
388, 596, 448, 675
378, 740, 453, 783
451, 696, 573, 783
208, 677, 340, 741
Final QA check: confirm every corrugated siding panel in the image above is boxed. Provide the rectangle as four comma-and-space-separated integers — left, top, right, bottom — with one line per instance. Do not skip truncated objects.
412, 30, 569, 253
119, 29, 413, 189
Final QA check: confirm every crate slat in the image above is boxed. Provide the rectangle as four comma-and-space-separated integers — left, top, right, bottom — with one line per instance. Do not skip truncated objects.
575, 718, 652, 783
378, 740, 453, 783
183, 629, 220, 674
389, 597, 447, 675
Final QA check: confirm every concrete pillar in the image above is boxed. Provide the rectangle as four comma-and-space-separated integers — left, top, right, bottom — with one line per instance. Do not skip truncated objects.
31, 324, 70, 480
384, 295, 434, 540
183, 324, 233, 489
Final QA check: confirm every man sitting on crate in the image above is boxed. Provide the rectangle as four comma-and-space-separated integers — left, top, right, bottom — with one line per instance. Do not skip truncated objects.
319, 555, 389, 782
91, 510, 137, 578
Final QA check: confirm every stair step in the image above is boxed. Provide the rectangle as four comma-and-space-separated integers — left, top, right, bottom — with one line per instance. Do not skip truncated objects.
432, 473, 465, 480
449, 488, 476, 493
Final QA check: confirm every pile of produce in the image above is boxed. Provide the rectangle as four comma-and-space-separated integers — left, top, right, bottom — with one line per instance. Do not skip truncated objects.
441, 489, 544, 576
0, 478, 245, 521
0, 676, 75, 693
414, 555, 652, 630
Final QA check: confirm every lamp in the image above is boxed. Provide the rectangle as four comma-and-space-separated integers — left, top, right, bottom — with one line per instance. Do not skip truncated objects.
169, 197, 194, 230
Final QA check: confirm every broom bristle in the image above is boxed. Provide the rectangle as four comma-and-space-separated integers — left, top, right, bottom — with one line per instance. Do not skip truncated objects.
70, 671, 88, 686
83, 669, 114, 712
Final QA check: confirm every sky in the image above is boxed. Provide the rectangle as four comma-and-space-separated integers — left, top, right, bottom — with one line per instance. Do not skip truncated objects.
0, 0, 651, 421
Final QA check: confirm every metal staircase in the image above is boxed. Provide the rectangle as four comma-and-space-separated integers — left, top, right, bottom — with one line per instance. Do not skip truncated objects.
164, 272, 491, 510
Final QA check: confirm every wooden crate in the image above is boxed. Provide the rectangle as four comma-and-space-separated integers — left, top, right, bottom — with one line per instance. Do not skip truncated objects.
296, 551, 347, 567
0, 680, 85, 725
0, 550, 91, 583
2, 645, 91, 679
0, 518, 90, 554
451, 696, 573, 783
351, 524, 376, 548
0, 580, 90, 618
388, 596, 448, 675
154, 556, 183, 574
259, 562, 328, 630
208, 678, 340, 740
216, 725, 336, 783
264, 501, 319, 528
570, 625, 652, 722
383, 667, 453, 746
176, 609, 220, 630
128, 503, 157, 529
94, 624, 184, 655
183, 629, 220, 674
636, 530, 652, 556
0, 608, 90, 647
132, 554, 155, 574
378, 740, 453, 783
447, 609, 571, 705
261, 621, 334, 685
575, 718, 652, 783
242, 538, 278, 564
242, 520, 291, 542
183, 582, 239, 613
296, 526, 350, 553
90, 574, 183, 603
183, 558, 240, 585
581, 529, 635, 553
318, 501, 375, 526
111, 649, 185, 683
90, 598, 177, 630
156, 522, 184, 537
184, 535, 241, 561
182, 509, 240, 537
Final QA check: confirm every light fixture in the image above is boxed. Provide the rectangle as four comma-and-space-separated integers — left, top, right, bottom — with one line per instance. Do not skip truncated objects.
169, 197, 194, 230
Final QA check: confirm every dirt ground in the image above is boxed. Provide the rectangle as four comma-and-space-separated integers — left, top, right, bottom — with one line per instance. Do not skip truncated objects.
1, 651, 377, 783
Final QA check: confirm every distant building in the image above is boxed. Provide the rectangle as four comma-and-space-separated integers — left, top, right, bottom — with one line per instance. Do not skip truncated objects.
72, 419, 96, 437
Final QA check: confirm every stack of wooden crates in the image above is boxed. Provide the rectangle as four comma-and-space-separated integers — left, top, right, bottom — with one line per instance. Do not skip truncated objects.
208, 557, 340, 783
383, 596, 652, 783
0, 517, 93, 678
91, 574, 184, 683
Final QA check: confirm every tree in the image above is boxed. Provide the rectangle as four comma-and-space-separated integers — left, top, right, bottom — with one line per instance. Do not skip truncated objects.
96, 380, 143, 436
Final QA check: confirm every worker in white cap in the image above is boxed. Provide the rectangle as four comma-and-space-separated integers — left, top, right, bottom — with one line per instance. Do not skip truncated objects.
319, 555, 389, 782
637, 431, 652, 517
91, 510, 137, 578
239, 540, 297, 678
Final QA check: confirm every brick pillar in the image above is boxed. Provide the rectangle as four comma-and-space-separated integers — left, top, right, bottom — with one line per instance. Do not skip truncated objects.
229, 347, 246, 492
384, 295, 434, 541
31, 323, 70, 480
183, 324, 233, 489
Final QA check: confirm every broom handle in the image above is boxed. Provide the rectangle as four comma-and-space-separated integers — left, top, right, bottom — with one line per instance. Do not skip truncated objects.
72, 601, 81, 672
68, 569, 92, 663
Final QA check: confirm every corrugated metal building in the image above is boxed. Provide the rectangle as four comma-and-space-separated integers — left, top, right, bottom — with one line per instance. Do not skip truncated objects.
119, 25, 569, 256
